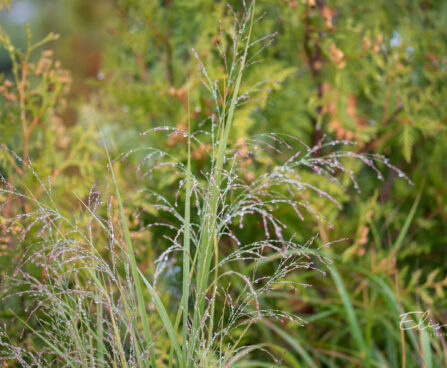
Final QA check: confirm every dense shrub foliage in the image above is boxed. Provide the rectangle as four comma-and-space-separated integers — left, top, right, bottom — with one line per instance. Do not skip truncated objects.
1, 0, 446, 367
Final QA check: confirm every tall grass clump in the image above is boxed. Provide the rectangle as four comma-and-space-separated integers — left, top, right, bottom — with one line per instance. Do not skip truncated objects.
0, 1, 411, 367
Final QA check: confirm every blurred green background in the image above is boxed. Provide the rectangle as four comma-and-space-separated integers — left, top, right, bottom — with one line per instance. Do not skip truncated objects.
1, 0, 446, 366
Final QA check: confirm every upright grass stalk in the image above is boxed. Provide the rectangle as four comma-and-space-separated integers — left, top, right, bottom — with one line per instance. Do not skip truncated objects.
182, 83, 192, 364
96, 302, 105, 366
191, 1, 256, 360
103, 132, 158, 368
0, 1, 421, 366
104, 130, 185, 367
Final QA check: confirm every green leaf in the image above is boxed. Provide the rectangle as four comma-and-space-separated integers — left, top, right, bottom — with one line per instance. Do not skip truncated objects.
138, 268, 185, 368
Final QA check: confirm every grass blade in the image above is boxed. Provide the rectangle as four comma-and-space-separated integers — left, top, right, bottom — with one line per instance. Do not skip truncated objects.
182, 80, 192, 365
329, 265, 369, 362
263, 320, 318, 368
421, 330, 433, 368
99, 119, 157, 367
138, 268, 185, 368
392, 184, 423, 253
191, 1, 257, 359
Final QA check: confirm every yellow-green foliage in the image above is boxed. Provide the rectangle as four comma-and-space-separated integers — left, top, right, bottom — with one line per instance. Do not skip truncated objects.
1, 1, 447, 367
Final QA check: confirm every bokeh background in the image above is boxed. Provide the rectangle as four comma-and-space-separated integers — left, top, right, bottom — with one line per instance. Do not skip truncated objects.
1, 0, 446, 366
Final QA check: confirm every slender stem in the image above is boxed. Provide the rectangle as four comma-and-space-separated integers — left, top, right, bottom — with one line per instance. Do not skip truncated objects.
182, 79, 192, 364
98, 118, 158, 368
190, 1, 256, 362
110, 163, 157, 366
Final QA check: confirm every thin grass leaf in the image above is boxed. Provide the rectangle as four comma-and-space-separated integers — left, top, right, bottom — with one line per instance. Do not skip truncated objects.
329, 265, 369, 362
137, 268, 185, 368
392, 184, 423, 253
263, 320, 318, 368
421, 330, 433, 368
99, 119, 157, 367
182, 80, 192, 365
192, 0, 257, 359
11, 312, 78, 368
